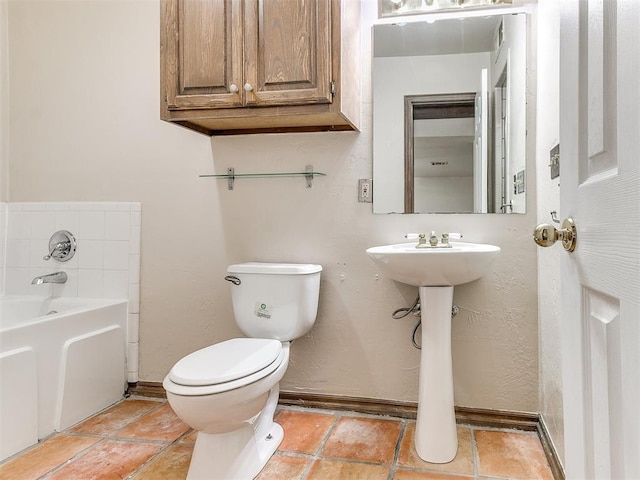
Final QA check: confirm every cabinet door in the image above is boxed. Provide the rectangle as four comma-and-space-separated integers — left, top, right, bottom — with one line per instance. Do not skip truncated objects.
163, 0, 243, 110
244, 0, 332, 106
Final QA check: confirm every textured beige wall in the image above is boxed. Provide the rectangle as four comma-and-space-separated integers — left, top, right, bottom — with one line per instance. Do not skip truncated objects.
6, 0, 539, 410
0, 0, 8, 202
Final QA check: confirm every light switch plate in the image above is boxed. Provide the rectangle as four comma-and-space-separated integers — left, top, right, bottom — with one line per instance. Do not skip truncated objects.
550, 144, 560, 179
516, 169, 525, 194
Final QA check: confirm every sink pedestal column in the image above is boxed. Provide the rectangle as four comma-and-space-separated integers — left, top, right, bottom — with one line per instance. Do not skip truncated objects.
415, 286, 457, 463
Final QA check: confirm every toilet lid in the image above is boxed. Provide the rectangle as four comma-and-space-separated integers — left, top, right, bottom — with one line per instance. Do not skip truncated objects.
168, 338, 282, 387
227, 262, 322, 275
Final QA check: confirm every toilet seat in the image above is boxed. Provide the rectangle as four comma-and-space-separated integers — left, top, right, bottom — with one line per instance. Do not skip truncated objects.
164, 338, 284, 396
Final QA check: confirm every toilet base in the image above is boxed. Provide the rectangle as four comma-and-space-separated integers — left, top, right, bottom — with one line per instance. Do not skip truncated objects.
186, 421, 284, 480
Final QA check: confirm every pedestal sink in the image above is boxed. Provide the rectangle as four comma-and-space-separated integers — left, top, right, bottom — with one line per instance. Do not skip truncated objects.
366, 240, 500, 463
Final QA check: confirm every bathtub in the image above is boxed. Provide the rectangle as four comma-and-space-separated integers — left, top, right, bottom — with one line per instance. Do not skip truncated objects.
0, 296, 128, 460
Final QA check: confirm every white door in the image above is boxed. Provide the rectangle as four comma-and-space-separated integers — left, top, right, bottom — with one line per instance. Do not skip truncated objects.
559, 1, 640, 479
473, 68, 488, 213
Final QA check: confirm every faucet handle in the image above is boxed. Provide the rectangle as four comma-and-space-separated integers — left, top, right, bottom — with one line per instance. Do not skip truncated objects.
405, 233, 427, 247
441, 232, 462, 246
442, 232, 462, 241
43, 242, 67, 261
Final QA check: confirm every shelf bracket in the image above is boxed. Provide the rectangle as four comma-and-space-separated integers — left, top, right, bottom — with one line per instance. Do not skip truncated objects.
227, 168, 235, 190
305, 165, 314, 188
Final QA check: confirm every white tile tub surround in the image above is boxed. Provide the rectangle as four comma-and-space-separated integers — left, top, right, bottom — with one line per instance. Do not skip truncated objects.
3, 202, 142, 382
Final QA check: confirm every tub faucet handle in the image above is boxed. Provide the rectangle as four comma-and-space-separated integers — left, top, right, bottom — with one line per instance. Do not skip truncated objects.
44, 242, 69, 261
42, 230, 77, 262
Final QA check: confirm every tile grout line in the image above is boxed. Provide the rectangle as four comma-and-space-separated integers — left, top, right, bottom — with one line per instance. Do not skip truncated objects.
388, 419, 409, 480
279, 403, 408, 422
459, 422, 541, 435
301, 407, 342, 479
125, 413, 195, 479
58, 431, 177, 447
43, 399, 179, 479
109, 399, 168, 438
64, 397, 165, 437
174, 428, 196, 445
37, 437, 108, 480
272, 451, 315, 460
470, 426, 480, 479
124, 442, 173, 479
388, 463, 476, 478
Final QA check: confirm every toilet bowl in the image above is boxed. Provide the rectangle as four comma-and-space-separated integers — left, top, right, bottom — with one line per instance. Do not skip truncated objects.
163, 263, 321, 480
163, 340, 289, 479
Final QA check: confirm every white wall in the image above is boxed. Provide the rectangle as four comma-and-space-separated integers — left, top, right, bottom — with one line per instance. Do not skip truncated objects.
5, 0, 540, 412
536, 0, 564, 463
415, 176, 474, 213
491, 14, 528, 214
413, 117, 475, 213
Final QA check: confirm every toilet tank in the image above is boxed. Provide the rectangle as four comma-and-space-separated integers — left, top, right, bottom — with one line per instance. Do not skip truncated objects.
226, 263, 322, 341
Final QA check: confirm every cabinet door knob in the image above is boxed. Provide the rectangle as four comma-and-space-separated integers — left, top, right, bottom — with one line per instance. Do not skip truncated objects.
229, 84, 239, 94
243, 83, 253, 92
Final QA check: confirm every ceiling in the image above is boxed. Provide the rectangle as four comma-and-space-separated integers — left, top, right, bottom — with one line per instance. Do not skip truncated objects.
374, 15, 502, 57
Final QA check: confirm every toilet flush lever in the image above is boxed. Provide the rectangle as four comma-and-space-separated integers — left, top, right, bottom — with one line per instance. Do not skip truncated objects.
224, 275, 241, 285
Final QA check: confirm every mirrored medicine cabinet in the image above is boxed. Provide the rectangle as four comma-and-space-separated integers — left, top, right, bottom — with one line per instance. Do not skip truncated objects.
372, 12, 528, 214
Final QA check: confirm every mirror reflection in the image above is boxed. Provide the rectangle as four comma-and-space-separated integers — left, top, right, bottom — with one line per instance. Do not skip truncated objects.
372, 13, 527, 214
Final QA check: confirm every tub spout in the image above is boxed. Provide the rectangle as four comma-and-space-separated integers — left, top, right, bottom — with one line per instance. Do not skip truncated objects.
31, 271, 68, 285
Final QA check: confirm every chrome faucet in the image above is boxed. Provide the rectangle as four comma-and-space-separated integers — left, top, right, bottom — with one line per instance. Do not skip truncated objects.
405, 232, 463, 249
31, 271, 68, 285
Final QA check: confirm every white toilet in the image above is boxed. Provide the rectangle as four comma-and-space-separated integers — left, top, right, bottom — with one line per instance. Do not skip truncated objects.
163, 262, 322, 480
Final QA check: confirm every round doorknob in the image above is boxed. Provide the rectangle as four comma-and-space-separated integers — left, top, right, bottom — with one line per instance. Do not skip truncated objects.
229, 84, 239, 94
533, 223, 558, 247
533, 217, 577, 252
243, 83, 253, 92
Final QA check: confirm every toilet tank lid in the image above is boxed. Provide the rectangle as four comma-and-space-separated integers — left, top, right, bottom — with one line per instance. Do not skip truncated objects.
168, 338, 282, 386
227, 262, 322, 275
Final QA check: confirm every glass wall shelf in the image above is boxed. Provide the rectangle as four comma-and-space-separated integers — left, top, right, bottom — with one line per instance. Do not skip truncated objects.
199, 165, 326, 190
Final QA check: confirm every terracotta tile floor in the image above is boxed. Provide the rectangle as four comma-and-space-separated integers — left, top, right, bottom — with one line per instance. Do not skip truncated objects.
0, 398, 555, 480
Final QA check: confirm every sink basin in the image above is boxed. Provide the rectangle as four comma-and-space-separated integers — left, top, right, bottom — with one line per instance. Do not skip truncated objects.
366, 241, 500, 287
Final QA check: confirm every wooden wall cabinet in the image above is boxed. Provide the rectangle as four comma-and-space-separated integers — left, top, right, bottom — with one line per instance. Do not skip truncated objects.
160, 0, 360, 135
